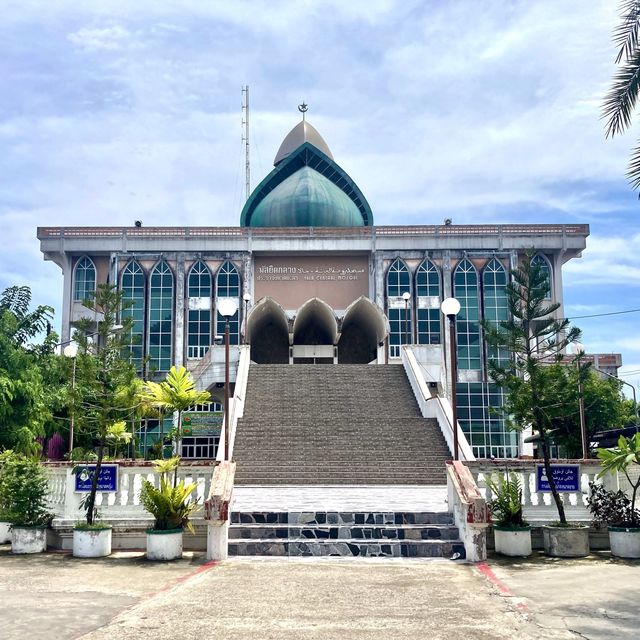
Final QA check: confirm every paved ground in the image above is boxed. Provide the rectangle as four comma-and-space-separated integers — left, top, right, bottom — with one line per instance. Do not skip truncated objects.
1, 544, 638, 640
488, 551, 640, 639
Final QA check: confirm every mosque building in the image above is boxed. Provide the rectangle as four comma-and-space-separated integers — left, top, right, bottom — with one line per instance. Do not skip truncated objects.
38, 114, 590, 461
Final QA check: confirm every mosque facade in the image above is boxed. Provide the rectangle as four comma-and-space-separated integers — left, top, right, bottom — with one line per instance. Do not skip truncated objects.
38, 118, 589, 460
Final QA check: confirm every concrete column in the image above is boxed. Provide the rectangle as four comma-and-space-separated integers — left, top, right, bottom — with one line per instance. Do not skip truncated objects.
175, 254, 185, 367
207, 521, 229, 561
61, 253, 73, 343
374, 251, 384, 310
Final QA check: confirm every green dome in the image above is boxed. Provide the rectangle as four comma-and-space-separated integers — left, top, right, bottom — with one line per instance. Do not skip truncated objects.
249, 166, 365, 227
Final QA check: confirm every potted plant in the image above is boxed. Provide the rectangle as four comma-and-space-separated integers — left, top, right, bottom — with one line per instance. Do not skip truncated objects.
140, 456, 199, 561
2, 454, 51, 554
595, 433, 640, 558
0, 451, 19, 544
487, 473, 532, 557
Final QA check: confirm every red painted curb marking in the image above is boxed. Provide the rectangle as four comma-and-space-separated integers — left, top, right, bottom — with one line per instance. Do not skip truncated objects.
476, 562, 530, 614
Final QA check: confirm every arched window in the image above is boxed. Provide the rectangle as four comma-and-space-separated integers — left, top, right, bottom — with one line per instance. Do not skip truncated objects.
187, 261, 212, 359
120, 261, 145, 371
415, 259, 440, 345
148, 261, 174, 373
73, 256, 96, 302
482, 258, 509, 366
386, 258, 411, 358
530, 254, 552, 299
453, 259, 481, 371
216, 261, 240, 345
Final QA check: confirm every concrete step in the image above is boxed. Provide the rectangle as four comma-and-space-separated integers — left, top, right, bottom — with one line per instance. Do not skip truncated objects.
228, 539, 465, 558
229, 524, 460, 541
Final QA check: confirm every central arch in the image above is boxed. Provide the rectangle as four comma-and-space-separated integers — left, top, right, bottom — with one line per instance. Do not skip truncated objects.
338, 297, 388, 364
292, 298, 337, 363
246, 297, 289, 364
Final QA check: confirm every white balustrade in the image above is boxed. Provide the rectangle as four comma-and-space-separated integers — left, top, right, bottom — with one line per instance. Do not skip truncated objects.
465, 460, 611, 523
44, 463, 216, 523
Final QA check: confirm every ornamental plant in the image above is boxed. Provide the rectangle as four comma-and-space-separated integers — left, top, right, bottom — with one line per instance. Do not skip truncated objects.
587, 481, 637, 528
486, 473, 528, 528
596, 433, 640, 528
0, 453, 50, 526
139, 457, 199, 532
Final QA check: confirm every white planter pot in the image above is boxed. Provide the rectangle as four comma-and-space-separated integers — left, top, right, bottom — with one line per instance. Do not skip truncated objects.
11, 526, 47, 554
494, 526, 532, 557
542, 525, 590, 558
609, 526, 640, 559
73, 527, 112, 558
0, 521, 12, 544
146, 529, 183, 561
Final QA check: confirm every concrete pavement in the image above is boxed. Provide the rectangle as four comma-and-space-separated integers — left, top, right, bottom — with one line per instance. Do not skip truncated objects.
1, 544, 637, 640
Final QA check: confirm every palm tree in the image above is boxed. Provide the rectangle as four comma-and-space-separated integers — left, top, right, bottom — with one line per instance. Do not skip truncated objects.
0, 286, 53, 347
142, 366, 211, 482
603, 1, 640, 189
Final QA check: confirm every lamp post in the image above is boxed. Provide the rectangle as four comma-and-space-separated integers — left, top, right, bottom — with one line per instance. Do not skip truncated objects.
218, 297, 239, 461
591, 366, 639, 426
572, 342, 589, 459
243, 292, 251, 345
441, 297, 461, 461
402, 291, 411, 347
63, 342, 78, 453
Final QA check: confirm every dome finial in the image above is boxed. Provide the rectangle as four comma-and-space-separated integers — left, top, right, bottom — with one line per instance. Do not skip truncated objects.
298, 101, 308, 122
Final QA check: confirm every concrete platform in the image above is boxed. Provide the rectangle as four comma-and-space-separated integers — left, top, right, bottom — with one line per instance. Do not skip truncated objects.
232, 484, 449, 512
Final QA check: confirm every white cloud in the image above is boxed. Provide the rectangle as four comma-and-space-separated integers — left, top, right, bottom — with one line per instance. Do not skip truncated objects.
67, 25, 134, 51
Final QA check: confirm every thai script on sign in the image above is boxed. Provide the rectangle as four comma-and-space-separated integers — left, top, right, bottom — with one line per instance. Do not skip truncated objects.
256, 264, 366, 282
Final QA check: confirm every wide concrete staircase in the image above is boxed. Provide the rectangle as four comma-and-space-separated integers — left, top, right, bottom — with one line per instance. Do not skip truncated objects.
230, 364, 462, 558
233, 364, 451, 485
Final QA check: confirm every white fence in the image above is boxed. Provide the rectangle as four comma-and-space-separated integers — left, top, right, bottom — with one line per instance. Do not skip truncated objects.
465, 460, 612, 523
44, 462, 216, 524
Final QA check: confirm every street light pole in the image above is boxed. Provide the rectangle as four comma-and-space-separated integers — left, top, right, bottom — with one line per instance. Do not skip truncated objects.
217, 298, 239, 461
592, 365, 639, 425
441, 297, 461, 461
63, 343, 78, 453
402, 291, 411, 347
573, 342, 589, 459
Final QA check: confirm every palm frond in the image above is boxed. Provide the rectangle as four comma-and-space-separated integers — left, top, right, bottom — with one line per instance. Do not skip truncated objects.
626, 138, 640, 188
614, 0, 640, 64
603, 46, 640, 137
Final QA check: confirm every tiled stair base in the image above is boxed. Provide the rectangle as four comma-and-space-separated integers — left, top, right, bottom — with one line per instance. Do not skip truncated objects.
229, 511, 466, 560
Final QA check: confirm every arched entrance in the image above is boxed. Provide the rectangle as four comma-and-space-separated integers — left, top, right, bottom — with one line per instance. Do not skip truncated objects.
246, 297, 289, 364
292, 298, 338, 364
338, 296, 388, 364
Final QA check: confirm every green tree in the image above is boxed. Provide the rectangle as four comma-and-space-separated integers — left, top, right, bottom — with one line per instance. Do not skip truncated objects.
541, 364, 636, 457
73, 283, 137, 525
603, 0, 640, 189
142, 366, 210, 481
482, 250, 581, 525
0, 286, 55, 454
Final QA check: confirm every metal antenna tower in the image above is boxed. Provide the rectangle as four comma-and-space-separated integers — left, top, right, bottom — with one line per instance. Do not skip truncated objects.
241, 86, 250, 201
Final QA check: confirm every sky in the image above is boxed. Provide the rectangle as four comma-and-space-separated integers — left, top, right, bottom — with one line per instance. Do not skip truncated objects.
0, 0, 639, 394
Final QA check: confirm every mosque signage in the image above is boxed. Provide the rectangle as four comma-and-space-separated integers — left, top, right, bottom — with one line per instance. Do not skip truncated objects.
182, 412, 223, 437
74, 464, 118, 492
254, 255, 369, 309
535, 464, 581, 492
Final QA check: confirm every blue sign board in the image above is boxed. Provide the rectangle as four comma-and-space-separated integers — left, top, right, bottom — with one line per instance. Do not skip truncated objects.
536, 464, 581, 492
74, 464, 118, 492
